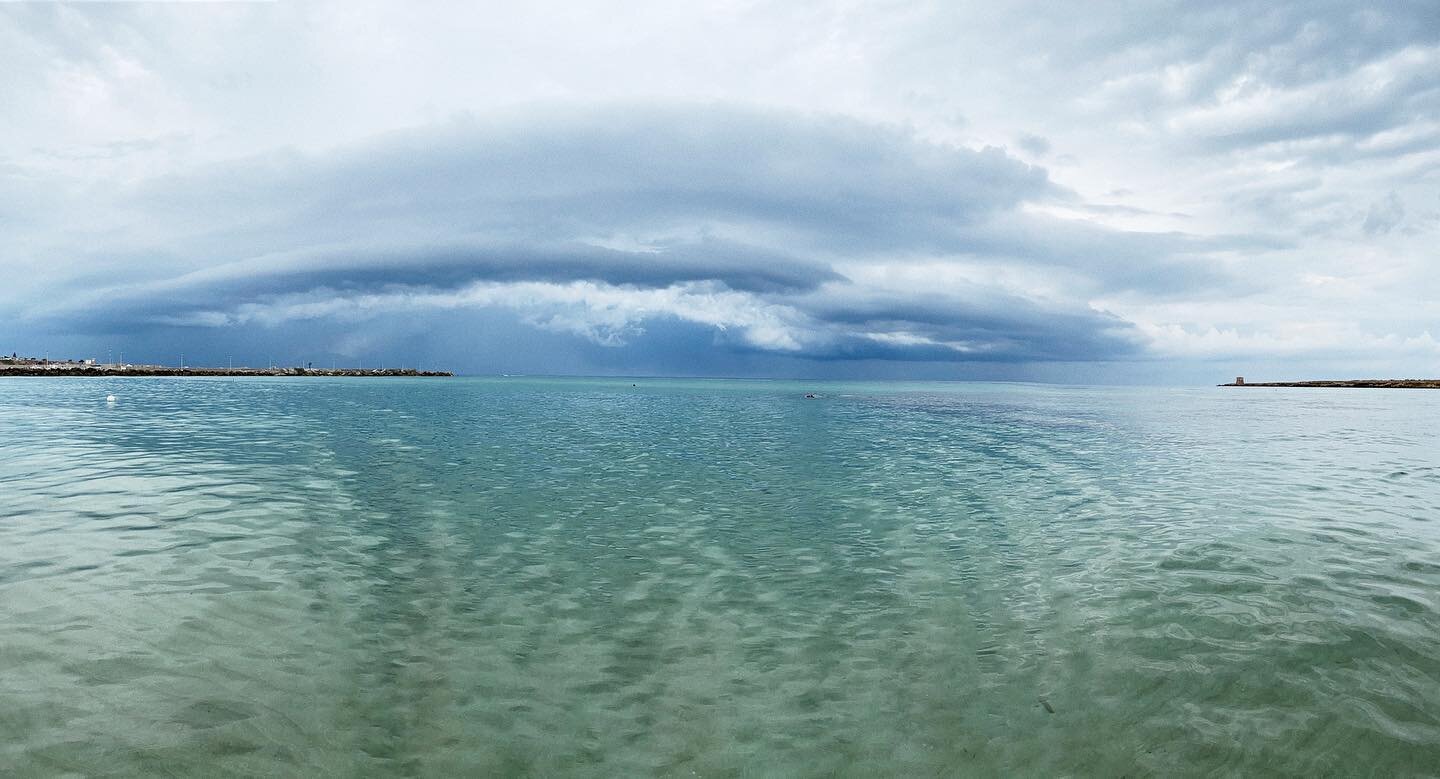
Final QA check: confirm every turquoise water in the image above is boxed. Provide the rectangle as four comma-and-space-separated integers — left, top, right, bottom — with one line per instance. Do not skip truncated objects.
2, 377, 1439, 776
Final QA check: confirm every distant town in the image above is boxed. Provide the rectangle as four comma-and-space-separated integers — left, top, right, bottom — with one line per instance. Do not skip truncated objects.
0, 353, 451, 377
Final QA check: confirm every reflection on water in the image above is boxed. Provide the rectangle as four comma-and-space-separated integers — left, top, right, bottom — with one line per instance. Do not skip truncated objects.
2, 377, 1439, 775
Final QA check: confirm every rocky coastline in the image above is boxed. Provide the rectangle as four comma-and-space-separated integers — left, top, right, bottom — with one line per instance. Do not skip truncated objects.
1221, 379, 1440, 389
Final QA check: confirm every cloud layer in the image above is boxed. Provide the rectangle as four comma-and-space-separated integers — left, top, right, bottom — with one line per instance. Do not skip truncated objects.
12, 106, 1179, 366
2, 1, 1436, 379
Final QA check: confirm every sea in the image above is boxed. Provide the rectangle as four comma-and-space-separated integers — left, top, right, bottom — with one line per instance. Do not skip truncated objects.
2, 376, 1438, 776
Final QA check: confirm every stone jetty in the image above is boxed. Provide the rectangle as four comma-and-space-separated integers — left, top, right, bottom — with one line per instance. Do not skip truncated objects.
1221, 378, 1440, 389
0, 364, 451, 378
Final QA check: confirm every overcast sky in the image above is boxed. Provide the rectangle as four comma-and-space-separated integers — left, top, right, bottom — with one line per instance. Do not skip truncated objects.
3, 1, 1436, 381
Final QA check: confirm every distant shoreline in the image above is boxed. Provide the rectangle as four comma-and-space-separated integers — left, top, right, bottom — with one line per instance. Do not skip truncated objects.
0, 366, 452, 378
1221, 379, 1440, 389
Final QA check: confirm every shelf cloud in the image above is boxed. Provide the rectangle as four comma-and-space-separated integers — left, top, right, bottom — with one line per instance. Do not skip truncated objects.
2, 1, 1436, 379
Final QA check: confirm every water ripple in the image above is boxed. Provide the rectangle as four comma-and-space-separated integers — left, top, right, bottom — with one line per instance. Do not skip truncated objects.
2, 378, 1439, 774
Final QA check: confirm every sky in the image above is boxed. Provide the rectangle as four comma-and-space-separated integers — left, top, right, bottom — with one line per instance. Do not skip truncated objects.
2, 1, 1437, 382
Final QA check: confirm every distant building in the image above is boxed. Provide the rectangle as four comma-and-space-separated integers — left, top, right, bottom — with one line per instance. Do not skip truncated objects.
1235, 376, 1245, 385
1, 353, 99, 368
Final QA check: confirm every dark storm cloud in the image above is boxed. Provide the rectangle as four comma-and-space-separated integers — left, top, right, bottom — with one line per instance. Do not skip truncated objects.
39, 238, 843, 332
15, 104, 1244, 365
115, 105, 1057, 261
790, 287, 1142, 362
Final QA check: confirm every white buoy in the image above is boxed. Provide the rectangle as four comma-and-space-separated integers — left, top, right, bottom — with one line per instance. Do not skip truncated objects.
106, 394, 116, 403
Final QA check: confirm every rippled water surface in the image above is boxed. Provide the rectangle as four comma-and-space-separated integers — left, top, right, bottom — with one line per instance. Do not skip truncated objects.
3, 377, 1439, 776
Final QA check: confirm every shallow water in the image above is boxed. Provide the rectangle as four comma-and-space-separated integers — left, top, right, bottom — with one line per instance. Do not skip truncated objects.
2, 377, 1439, 775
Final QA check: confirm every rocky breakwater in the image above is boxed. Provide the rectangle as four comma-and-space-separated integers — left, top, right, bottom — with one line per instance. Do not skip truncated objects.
0, 365, 452, 377
1221, 379, 1440, 389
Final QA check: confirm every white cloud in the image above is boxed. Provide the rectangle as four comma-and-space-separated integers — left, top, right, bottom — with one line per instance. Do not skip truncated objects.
209, 280, 812, 353
1139, 321, 1440, 361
